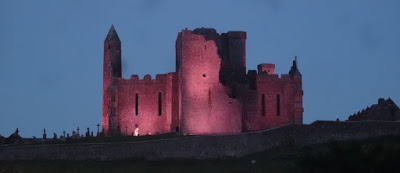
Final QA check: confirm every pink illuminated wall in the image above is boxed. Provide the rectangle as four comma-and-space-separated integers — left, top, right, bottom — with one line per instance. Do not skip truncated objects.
113, 74, 175, 136
102, 26, 303, 136
257, 64, 275, 75
176, 29, 242, 135
243, 71, 303, 132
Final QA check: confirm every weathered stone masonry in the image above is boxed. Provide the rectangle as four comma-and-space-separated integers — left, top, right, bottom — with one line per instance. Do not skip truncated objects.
102, 26, 303, 136
1, 121, 400, 161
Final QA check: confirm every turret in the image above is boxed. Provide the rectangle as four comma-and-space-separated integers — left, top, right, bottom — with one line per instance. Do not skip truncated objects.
102, 25, 122, 135
257, 63, 275, 74
290, 56, 303, 124
289, 56, 301, 77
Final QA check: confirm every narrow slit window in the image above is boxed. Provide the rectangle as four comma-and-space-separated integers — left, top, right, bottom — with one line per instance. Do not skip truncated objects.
111, 94, 115, 102
158, 92, 162, 116
277, 94, 280, 116
135, 93, 139, 116
261, 94, 265, 116
111, 108, 115, 116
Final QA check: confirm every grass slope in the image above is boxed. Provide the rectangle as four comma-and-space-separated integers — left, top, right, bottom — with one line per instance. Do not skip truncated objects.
1, 135, 400, 173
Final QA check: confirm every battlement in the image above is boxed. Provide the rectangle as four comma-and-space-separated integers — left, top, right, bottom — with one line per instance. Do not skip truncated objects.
255, 73, 298, 80
257, 63, 275, 74
116, 73, 176, 84
255, 57, 302, 80
103, 26, 303, 136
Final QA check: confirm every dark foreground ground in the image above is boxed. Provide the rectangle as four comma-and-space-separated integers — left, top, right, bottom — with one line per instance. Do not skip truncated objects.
1, 135, 400, 173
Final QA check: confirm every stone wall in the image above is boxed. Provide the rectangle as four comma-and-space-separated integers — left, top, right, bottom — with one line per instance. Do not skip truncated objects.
102, 27, 304, 136
1, 121, 400, 161
244, 72, 303, 131
114, 73, 176, 136
177, 28, 243, 135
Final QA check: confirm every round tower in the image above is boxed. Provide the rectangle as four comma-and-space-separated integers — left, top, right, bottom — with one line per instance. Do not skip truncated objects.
102, 25, 122, 135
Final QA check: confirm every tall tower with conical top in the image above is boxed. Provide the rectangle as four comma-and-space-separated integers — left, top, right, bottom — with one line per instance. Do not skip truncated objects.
289, 56, 303, 124
102, 25, 122, 135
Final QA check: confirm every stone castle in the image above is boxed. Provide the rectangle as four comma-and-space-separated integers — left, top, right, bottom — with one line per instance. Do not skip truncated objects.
102, 25, 303, 136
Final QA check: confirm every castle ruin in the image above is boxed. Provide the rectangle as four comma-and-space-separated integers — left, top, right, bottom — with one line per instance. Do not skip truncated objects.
102, 25, 303, 136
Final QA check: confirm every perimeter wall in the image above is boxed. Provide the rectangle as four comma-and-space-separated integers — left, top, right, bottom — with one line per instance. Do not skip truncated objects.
1, 121, 400, 161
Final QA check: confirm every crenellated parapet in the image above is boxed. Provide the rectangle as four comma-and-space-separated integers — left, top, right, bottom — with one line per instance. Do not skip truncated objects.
102, 26, 303, 136
116, 73, 176, 85
109, 73, 177, 136
243, 58, 303, 131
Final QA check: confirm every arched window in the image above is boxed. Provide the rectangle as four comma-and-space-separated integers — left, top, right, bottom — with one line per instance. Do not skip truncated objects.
276, 94, 280, 116
158, 92, 162, 116
261, 94, 265, 116
135, 93, 139, 116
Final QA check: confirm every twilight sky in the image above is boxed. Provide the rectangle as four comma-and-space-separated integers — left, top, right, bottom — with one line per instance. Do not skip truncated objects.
0, 0, 399, 137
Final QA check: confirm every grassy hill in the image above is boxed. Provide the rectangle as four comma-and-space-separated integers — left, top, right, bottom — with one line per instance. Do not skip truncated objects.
1, 135, 400, 173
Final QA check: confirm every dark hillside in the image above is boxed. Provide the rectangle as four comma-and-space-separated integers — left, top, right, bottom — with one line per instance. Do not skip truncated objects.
1, 135, 399, 173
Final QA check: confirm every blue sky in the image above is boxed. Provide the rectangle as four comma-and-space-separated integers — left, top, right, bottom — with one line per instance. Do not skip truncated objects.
0, 0, 399, 137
